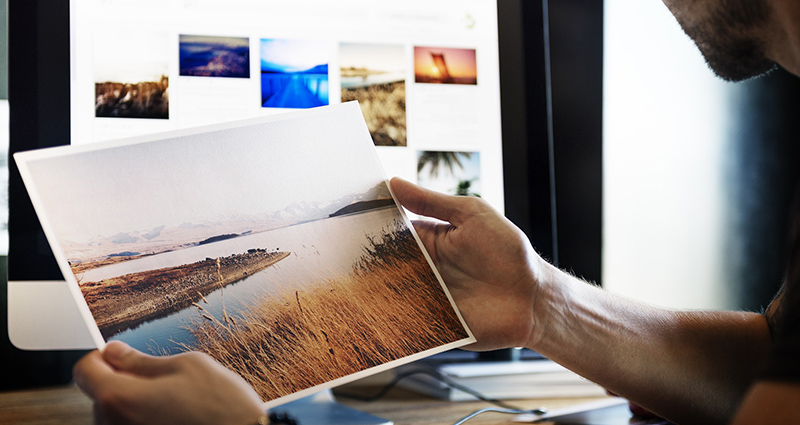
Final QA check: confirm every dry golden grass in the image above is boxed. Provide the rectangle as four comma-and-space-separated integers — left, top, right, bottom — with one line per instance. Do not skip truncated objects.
184, 221, 468, 402
342, 81, 406, 146
95, 76, 169, 119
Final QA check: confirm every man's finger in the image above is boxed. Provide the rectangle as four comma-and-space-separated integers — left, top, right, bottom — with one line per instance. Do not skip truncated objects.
73, 350, 119, 399
102, 341, 177, 377
390, 177, 472, 226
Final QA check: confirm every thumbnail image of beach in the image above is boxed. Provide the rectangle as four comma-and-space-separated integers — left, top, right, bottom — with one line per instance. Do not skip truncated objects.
21, 105, 470, 403
414, 46, 478, 85
260, 39, 329, 108
417, 151, 481, 197
340, 43, 406, 147
179, 35, 250, 78
94, 32, 170, 119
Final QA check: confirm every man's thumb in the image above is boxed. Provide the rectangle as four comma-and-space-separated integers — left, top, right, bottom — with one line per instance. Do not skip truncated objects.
103, 340, 175, 377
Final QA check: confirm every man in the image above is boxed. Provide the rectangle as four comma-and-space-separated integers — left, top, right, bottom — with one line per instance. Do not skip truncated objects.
73, 0, 800, 424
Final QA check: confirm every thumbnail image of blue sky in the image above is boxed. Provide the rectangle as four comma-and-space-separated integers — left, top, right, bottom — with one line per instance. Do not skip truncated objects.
260, 39, 329, 108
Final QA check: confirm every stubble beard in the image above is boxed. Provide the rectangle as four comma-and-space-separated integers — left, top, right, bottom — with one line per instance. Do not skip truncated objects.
674, 0, 778, 81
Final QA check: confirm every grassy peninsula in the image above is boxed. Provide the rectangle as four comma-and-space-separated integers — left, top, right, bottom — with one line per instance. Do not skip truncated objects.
81, 249, 290, 338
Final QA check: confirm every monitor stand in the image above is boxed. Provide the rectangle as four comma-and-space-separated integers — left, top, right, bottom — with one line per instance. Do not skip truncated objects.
7, 280, 96, 350
7, 280, 392, 425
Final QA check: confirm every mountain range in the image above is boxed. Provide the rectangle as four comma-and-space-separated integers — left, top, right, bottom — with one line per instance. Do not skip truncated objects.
63, 182, 393, 263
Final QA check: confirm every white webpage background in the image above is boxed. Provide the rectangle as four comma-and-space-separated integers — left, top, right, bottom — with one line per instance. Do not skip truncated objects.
70, 0, 505, 214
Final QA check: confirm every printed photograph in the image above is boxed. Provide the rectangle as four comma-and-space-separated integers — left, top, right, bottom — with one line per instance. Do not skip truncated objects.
179, 35, 250, 78
260, 39, 329, 108
414, 46, 478, 85
94, 32, 170, 119
340, 43, 406, 147
17, 105, 471, 404
417, 151, 482, 197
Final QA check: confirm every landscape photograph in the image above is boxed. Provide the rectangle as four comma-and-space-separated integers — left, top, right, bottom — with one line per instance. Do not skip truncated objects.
260, 39, 329, 108
414, 46, 478, 85
340, 43, 406, 147
94, 32, 170, 119
17, 105, 472, 404
417, 151, 482, 197
179, 35, 250, 78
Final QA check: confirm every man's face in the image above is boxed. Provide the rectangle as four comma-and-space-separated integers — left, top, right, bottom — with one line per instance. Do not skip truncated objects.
667, 0, 777, 81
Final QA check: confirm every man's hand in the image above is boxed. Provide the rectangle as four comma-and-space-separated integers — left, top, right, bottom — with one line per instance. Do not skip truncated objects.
390, 177, 549, 351
73, 341, 265, 425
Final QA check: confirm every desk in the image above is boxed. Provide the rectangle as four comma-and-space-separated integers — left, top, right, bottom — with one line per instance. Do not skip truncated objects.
0, 384, 611, 425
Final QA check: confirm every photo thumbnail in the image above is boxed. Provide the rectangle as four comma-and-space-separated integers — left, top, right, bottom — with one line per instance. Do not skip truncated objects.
414, 46, 478, 85
417, 151, 482, 197
260, 39, 330, 108
340, 43, 407, 147
179, 35, 250, 78
94, 32, 170, 119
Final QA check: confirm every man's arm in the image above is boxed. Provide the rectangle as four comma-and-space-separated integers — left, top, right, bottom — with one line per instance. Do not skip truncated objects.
390, 177, 771, 425
532, 268, 770, 425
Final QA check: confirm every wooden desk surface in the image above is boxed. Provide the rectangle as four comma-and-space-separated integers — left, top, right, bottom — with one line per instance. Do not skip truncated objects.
0, 384, 610, 425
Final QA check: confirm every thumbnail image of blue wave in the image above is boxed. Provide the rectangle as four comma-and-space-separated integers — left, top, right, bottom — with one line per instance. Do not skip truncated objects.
260, 39, 329, 108
180, 35, 250, 78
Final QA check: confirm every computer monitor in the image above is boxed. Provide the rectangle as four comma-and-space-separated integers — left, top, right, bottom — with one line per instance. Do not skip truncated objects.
5, 0, 555, 387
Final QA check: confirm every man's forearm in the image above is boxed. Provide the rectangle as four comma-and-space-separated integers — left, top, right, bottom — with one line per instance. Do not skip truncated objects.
529, 263, 771, 425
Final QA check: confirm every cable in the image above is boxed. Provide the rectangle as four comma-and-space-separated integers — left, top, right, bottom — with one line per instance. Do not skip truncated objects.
335, 368, 547, 421
453, 407, 546, 425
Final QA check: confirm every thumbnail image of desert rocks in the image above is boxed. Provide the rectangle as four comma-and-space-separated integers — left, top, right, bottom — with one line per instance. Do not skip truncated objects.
95, 75, 169, 119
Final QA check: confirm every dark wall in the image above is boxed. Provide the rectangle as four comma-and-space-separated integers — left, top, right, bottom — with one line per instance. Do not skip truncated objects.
0, 0, 7, 99
723, 69, 800, 311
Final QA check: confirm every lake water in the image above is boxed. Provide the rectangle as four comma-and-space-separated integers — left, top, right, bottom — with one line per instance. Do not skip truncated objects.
261, 73, 329, 108
107, 207, 403, 354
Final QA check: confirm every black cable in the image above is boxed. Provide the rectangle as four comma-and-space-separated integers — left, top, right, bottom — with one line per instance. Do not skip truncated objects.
335, 368, 547, 414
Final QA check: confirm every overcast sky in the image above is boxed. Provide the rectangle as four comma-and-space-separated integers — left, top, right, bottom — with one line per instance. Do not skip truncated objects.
94, 31, 170, 83
24, 104, 383, 243
339, 43, 405, 72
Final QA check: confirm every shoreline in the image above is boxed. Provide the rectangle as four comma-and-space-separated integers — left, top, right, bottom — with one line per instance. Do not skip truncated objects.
81, 249, 290, 338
